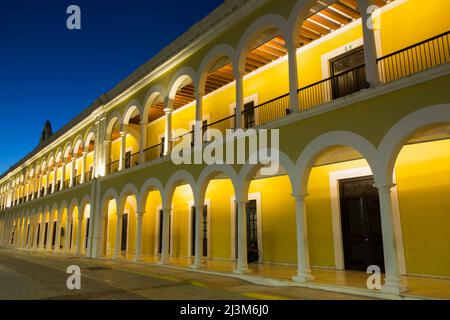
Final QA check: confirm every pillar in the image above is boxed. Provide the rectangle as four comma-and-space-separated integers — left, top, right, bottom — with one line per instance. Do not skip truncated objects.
81, 152, 87, 183
234, 200, 251, 274
118, 132, 127, 172
70, 157, 77, 187
52, 167, 57, 193
191, 203, 205, 269
160, 208, 171, 264
139, 121, 148, 165
134, 211, 144, 262
234, 70, 244, 129
75, 216, 83, 255
292, 194, 314, 282
113, 212, 122, 259
376, 184, 407, 294
163, 107, 173, 156
287, 39, 300, 113
357, 0, 380, 86
61, 160, 67, 191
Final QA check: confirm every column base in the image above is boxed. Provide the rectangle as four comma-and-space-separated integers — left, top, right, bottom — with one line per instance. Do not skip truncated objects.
190, 261, 206, 270
159, 256, 170, 265
233, 265, 252, 275
133, 256, 142, 263
292, 271, 314, 283
382, 279, 408, 295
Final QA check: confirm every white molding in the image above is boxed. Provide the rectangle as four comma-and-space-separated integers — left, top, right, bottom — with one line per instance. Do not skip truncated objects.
230, 192, 262, 263
229, 93, 259, 126
328, 166, 405, 274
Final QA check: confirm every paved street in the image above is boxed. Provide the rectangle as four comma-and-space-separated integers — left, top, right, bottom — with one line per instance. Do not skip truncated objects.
0, 249, 370, 300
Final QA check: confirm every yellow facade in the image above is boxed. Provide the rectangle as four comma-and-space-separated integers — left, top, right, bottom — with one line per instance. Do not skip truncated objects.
1, 0, 449, 297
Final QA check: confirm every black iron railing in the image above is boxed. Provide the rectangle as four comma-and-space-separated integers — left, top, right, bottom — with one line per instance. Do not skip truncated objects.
243, 93, 290, 127
378, 30, 450, 83
143, 143, 164, 162
108, 160, 120, 174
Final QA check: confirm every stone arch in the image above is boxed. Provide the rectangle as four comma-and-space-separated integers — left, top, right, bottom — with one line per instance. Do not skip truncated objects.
235, 14, 289, 74
295, 131, 379, 195
198, 44, 235, 94
377, 104, 450, 186
167, 67, 198, 108
164, 170, 198, 209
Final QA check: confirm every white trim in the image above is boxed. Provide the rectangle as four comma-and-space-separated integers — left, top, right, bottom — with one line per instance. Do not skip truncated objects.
230, 192, 263, 263
328, 166, 405, 274
187, 199, 212, 258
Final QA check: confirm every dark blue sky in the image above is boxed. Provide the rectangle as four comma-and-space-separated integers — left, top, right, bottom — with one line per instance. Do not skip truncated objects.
0, 0, 223, 174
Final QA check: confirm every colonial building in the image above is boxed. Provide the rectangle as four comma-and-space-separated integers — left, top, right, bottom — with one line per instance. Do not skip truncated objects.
1, 0, 449, 298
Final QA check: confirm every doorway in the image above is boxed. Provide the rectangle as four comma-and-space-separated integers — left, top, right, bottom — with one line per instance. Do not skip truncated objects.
121, 213, 128, 252
235, 199, 259, 263
330, 47, 367, 99
339, 176, 385, 272
157, 209, 171, 255
191, 205, 208, 257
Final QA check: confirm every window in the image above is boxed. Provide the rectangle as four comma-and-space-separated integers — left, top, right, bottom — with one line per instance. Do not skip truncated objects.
125, 151, 132, 169
244, 101, 255, 129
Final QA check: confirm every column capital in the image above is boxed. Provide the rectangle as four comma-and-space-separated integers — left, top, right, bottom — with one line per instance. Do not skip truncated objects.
140, 120, 148, 126
374, 183, 396, 193
162, 207, 172, 214
82, 151, 89, 157
357, 0, 377, 12
103, 140, 111, 146
136, 211, 145, 217
120, 131, 127, 137
234, 199, 247, 206
164, 108, 174, 115
292, 193, 309, 201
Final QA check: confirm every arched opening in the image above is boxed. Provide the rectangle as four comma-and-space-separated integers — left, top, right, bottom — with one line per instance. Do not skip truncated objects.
84, 130, 96, 182
117, 193, 138, 260
198, 49, 236, 136
199, 170, 237, 264
78, 201, 91, 255
169, 74, 197, 151
69, 205, 79, 253
143, 91, 166, 162
390, 124, 450, 278
106, 116, 122, 174
302, 144, 382, 280
122, 106, 142, 170
141, 184, 163, 261
102, 195, 117, 258
237, 21, 289, 127
59, 205, 68, 251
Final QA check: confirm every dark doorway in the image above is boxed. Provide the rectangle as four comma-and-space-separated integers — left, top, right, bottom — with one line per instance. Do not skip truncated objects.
60, 227, 65, 249
85, 218, 90, 249
69, 220, 73, 249
235, 200, 259, 263
339, 176, 385, 272
243, 101, 255, 129
11, 226, 15, 245
36, 224, 41, 246
51, 221, 57, 247
125, 151, 132, 169
330, 47, 368, 99
191, 206, 208, 257
43, 222, 48, 247
121, 213, 128, 252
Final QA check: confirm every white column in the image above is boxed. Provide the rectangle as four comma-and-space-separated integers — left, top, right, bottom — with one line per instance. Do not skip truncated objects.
163, 107, 173, 156
160, 208, 171, 264
113, 212, 122, 259
234, 200, 251, 274
376, 184, 407, 294
81, 152, 87, 183
234, 71, 244, 129
61, 160, 67, 190
54, 214, 62, 253
46, 214, 54, 251
70, 158, 76, 187
45, 170, 50, 196
103, 141, 111, 175
292, 194, 314, 282
357, 0, 380, 87
37, 174, 42, 198
134, 211, 144, 262
139, 121, 148, 165
191, 204, 205, 269
52, 168, 57, 193
64, 213, 72, 253
33, 218, 40, 250
75, 216, 83, 255
287, 39, 300, 113
118, 132, 126, 171
194, 91, 204, 148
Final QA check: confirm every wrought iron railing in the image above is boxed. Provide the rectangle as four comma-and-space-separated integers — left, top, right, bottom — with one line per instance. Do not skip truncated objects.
377, 30, 450, 83
143, 143, 164, 162
243, 93, 290, 127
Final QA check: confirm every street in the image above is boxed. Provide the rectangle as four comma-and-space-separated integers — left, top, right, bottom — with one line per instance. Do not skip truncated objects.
0, 249, 370, 300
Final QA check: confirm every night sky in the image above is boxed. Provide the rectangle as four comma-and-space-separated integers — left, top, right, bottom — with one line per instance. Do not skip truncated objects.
0, 0, 223, 174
